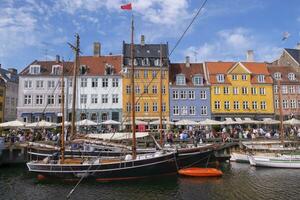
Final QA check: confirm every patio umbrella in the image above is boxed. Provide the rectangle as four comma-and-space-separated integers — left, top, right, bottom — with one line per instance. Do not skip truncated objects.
283, 118, 300, 125
149, 120, 174, 125
261, 118, 280, 125
26, 120, 56, 128
175, 119, 198, 126
123, 120, 148, 125
57, 121, 71, 126
223, 118, 240, 125
101, 120, 121, 125
198, 119, 223, 126
243, 118, 261, 124
75, 119, 98, 126
0, 120, 27, 128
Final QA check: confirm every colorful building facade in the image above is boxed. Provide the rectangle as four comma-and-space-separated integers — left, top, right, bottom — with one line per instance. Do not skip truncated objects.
0, 78, 6, 123
169, 60, 211, 122
205, 62, 274, 120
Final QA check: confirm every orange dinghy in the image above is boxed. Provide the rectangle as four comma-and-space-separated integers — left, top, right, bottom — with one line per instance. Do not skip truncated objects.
178, 168, 223, 177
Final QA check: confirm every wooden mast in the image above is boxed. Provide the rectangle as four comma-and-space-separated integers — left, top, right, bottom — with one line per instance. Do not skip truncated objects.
69, 34, 80, 140
278, 79, 284, 144
159, 44, 163, 147
60, 59, 65, 163
130, 15, 137, 159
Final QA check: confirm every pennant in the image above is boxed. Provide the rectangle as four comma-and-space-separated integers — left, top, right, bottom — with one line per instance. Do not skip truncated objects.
121, 3, 132, 10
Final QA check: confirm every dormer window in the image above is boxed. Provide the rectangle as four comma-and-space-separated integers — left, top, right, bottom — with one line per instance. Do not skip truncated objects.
258, 75, 265, 83
216, 74, 225, 83
176, 74, 186, 85
79, 65, 88, 75
134, 59, 138, 66
193, 75, 203, 86
52, 65, 62, 75
142, 58, 150, 66
29, 65, 40, 74
274, 72, 281, 80
154, 59, 161, 66
288, 73, 296, 81
105, 64, 114, 75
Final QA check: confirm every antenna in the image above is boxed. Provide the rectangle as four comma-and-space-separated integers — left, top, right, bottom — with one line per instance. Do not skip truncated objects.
193, 50, 198, 62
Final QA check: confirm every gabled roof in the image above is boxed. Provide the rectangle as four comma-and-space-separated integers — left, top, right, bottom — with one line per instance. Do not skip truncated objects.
0, 68, 18, 83
123, 42, 168, 58
169, 63, 208, 86
284, 48, 300, 65
267, 65, 300, 84
227, 62, 251, 74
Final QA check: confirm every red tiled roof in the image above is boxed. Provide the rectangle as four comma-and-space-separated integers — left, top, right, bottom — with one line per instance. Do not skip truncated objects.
169, 63, 208, 86
267, 65, 300, 84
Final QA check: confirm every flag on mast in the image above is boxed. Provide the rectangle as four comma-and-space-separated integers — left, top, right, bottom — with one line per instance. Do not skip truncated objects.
121, 3, 132, 10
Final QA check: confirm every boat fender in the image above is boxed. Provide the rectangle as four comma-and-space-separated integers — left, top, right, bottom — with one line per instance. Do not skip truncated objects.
125, 154, 132, 161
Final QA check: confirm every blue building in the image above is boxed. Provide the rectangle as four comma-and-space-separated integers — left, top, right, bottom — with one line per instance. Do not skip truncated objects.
169, 58, 211, 122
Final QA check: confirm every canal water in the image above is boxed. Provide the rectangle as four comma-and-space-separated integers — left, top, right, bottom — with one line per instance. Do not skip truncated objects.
0, 162, 299, 200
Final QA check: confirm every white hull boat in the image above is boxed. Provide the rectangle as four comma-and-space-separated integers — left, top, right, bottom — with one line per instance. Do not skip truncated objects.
230, 152, 249, 163
248, 155, 300, 168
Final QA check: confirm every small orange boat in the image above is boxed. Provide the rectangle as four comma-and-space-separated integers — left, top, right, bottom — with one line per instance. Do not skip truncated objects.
178, 167, 223, 177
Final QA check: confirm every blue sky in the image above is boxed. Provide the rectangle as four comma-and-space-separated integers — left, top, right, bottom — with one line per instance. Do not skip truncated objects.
1, 0, 300, 70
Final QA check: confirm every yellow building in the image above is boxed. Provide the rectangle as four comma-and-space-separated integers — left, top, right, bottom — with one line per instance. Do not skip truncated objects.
122, 39, 169, 125
0, 78, 6, 123
205, 62, 274, 120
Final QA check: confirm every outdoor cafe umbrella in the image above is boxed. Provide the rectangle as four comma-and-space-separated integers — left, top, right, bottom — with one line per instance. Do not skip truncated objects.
26, 120, 56, 128
149, 120, 175, 125
57, 121, 71, 126
0, 120, 27, 128
283, 118, 300, 125
75, 119, 98, 126
198, 119, 223, 126
242, 118, 261, 124
261, 118, 280, 125
123, 120, 148, 125
175, 119, 198, 126
101, 120, 121, 125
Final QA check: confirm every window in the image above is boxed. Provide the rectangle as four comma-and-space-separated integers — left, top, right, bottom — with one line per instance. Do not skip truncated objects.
189, 106, 196, 115
152, 70, 157, 78
47, 95, 54, 105
24, 95, 31, 105
288, 73, 296, 81
242, 74, 247, 81
193, 76, 203, 85
176, 75, 185, 85
52, 65, 61, 75
260, 101, 266, 110
144, 103, 149, 112
126, 85, 131, 94
48, 80, 56, 89
234, 101, 239, 110
291, 99, 296, 109
181, 106, 188, 115
233, 87, 239, 95
144, 85, 148, 94
112, 78, 119, 87
243, 101, 249, 110
224, 101, 230, 110
214, 87, 220, 94
189, 91, 195, 99
153, 102, 158, 112
101, 94, 108, 103
29, 65, 40, 74
274, 72, 281, 80
251, 87, 257, 95
80, 94, 87, 104
80, 65, 88, 75
58, 95, 63, 104
81, 78, 87, 87
214, 101, 220, 109
180, 91, 187, 99
91, 113, 97, 122
242, 87, 248, 95
282, 86, 288, 94
289, 86, 295, 94
275, 99, 279, 109
201, 106, 207, 115
162, 103, 166, 112
112, 94, 118, 103
91, 78, 98, 87
135, 103, 140, 112
91, 94, 98, 104
223, 87, 229, 94
154, 59, 160, 66
134, 70, 139, 78
161, 71, 167, 79
25, 80, 32, 89
173, 106, 179, 115
144, 70, 148, 78
135, 86, 140, 94
259, 87, 266, 95
36, 80, 44, 89
102, 78, 108, 87
152, 85, 158, 94
232, 74, 238, 80
69, 80, 72, 87
142, 58, 150, 66
252, 101, 257, 110
36, 95, 43, 105
200, 91, 206, 99
258, 75, 265, 83
162, 85, 166, 95
173, 90, 179, 99
283, 100, 288, 109
216, 74, 225, 82
126, 103, 131, 112
274, 85, 278, 94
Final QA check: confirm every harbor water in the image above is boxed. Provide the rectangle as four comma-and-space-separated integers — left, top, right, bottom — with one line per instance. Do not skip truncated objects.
0, 162, 299, 200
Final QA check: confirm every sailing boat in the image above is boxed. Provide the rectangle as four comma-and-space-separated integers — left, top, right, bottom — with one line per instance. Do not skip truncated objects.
249, 80, 300, 168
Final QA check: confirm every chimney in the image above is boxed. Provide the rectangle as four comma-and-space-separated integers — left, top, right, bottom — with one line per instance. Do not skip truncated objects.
8, 68, 17, 74
141, 35, 145, 46
296, 43, 300, 50
55, 55, 60, 63
185, 56, 190, 68
93, 42, 101, 57
246, 50, 254, 62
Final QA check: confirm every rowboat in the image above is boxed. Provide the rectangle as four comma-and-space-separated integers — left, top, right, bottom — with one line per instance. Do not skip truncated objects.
248, 154, 300, 168
178, 167, 223, 177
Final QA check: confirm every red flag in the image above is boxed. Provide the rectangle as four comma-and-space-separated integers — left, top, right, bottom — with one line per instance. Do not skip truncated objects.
121, 3, 132, 10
